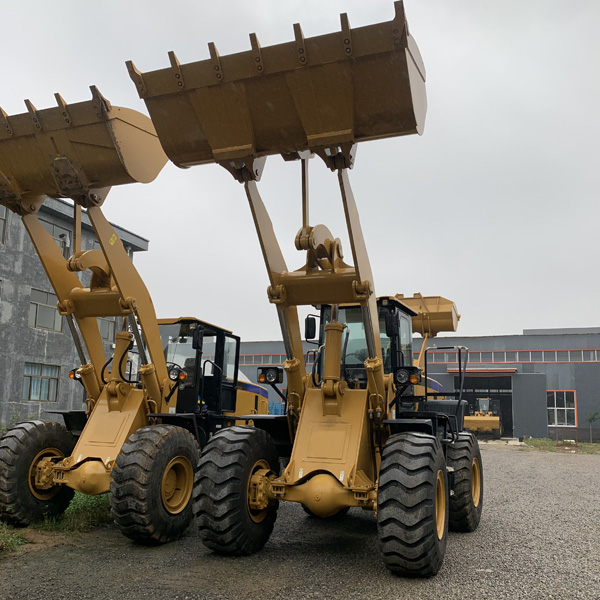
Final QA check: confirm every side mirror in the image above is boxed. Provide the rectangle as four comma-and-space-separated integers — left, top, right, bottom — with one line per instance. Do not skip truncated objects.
192, 327, 204, 350
305, 316, 317, 341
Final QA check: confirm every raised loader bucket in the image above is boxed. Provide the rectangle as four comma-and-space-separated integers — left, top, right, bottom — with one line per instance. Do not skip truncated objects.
0, 87, 167, 208
396, 293, 460, 337
127, 0, 426, 172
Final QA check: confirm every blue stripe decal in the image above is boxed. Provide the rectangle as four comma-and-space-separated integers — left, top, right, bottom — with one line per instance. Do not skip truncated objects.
238, 381, 269, 398
427, 378, 444, 393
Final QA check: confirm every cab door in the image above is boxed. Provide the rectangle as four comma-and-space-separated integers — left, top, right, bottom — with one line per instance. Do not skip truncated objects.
219, 333, 240, 412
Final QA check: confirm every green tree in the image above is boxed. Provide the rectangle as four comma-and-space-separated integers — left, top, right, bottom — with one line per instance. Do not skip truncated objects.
585, 410, 600, 443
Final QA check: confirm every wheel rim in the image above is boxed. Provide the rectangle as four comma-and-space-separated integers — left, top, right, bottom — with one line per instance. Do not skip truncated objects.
247, 459, 270, 524
471, 457, 482, 508
161, 456, 193, 515
435, 469, 446, 540
28, 447, 64, 501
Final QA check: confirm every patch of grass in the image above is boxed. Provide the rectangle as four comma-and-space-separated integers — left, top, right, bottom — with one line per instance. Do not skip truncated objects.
0, 522, 27, 553
34, 492, 113, 533
525, 437, 600, 454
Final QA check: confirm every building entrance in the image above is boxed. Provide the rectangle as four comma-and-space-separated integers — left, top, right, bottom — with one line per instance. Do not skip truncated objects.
455, 375, 514, 438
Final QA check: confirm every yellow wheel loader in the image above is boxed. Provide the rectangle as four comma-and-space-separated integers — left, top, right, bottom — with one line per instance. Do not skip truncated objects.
0, 92, 267, 543
464, 397, 503, 439
129, 0, 483, 574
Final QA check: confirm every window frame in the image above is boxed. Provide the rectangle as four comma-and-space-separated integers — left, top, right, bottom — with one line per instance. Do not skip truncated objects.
22, 362, 60, 402
547, 390, 577, 427
29, 288, 63, 332
39, 217, 71, 249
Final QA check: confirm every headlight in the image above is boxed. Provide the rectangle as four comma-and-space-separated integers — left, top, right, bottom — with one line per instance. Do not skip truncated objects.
394, 367, 421, 386
168, 367, 179, 381
395, 369, 409, 385
258, 366, 283, 384
68, 368, 81, 381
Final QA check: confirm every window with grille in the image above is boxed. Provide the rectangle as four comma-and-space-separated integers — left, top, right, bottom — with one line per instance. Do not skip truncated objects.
547, 390, 576, 427
29, 289, 63, 332
22, 363, 60, 401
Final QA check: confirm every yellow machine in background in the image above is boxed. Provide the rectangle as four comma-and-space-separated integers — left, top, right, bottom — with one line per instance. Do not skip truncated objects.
0, 91, 267, 544
396, 293, 460, 395
464, 397, 502, 439
131, 1, 483, 576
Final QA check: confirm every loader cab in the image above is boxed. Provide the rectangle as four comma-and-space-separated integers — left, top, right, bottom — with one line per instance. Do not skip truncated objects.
316, 297, 416, 388
158, 318, 240, 415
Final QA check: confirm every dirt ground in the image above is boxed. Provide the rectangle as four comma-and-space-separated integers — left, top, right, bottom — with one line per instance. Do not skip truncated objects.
1, 444, 599, 600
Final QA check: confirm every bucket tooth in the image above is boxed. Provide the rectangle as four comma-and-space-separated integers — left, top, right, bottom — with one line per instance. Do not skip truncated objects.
168, 51, 184, 89
293, 23, 307, 65
89, 85, 111, 117
24, 99, 42, 132
54, 93, 72, 125
249, 33, 263, 73
340, 13, 352, 56
208, 42, 223, 81
0, 106, 13, 137
126, 60, 147, 98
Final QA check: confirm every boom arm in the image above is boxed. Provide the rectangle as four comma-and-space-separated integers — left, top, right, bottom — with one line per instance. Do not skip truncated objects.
243, 157, 387, 422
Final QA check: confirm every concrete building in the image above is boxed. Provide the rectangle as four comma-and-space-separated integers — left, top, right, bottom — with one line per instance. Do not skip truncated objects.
0, 198, 147, 427
239, 327, 600, 442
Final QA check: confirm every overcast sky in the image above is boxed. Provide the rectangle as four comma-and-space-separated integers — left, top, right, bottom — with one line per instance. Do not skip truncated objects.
3, 0, 599, 341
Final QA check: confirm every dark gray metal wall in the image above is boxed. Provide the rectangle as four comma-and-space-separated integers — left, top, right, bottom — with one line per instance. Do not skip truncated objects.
512, 374, 547, 438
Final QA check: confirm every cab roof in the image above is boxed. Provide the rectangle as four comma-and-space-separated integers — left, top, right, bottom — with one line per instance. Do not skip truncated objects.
157, 317, 232, 336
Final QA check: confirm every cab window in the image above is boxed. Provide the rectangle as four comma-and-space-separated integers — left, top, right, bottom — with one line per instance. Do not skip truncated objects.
223, 337, 237, 381
399, 315, 412, 367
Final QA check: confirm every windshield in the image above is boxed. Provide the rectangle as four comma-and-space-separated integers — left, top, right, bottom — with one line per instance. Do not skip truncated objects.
322, 306, 393, 374
158, 323, 199, 387
321, 304, 413, 377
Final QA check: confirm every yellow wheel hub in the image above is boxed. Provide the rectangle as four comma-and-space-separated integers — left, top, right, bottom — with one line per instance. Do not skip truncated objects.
471, 457, 481, 508
435, 469, 446, 540
161, 456, 193, 515
28, 448, 64, 501
247, 459, 270, 523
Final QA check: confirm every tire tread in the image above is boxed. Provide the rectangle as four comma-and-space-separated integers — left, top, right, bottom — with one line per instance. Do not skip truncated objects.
194, 426, 278, 556
110, 425, 199, 545
377, 432, 448, 577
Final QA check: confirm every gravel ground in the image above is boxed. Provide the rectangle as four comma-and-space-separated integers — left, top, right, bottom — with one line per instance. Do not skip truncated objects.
1, 444, 599, 600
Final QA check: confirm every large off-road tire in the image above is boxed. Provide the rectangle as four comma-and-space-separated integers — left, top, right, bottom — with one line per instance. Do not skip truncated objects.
0, 420, 76, 525
195, 426, 279, 555
377, 432, 449, 577
447, 431, 483, 532
110, 425, 199, 545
